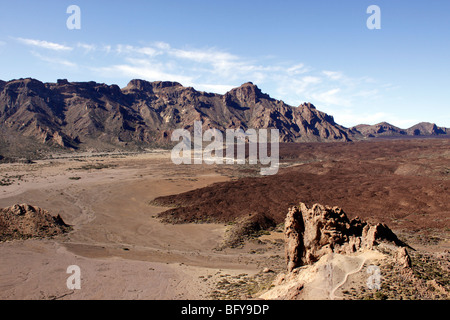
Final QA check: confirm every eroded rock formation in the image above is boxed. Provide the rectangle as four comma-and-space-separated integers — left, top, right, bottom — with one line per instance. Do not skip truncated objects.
0, 204, 71, 241
285, 202, 406, 272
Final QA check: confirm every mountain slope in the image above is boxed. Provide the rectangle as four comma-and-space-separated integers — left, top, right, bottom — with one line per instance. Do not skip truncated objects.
351, 121, 448, 138
0, 78, 447, 159
0, 78, 353, 158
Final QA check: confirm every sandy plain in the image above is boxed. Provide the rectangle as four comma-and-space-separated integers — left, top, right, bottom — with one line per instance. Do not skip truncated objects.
1, 139, 449, 300
0, 151, 282, 300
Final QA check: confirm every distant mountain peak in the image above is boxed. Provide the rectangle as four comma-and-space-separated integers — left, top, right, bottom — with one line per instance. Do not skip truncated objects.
227, 81, 272, 104
299, 102, 317, 110
351, 121, 448, 138
4, 77, 46, 92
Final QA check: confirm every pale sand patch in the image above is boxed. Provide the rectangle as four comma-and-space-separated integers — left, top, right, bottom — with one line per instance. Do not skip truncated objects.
0, 152, 263, 299
0, 239, 246, 300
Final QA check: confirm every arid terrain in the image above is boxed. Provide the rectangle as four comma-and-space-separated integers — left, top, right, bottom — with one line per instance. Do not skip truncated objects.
0, 138, 449, 300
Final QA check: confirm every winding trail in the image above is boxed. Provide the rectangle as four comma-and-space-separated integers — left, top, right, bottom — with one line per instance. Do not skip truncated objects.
329, 257, 368, 300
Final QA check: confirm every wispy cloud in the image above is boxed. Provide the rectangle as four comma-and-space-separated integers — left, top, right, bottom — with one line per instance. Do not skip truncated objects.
287, 63, 310, 75
194, 83, 235, 93
325, 109, 419, 129
15, 37, 72, 51
115, 44, 161, 57
13, 37, 392, 126
93, 41, 388, 112
31, 51, 77, 68
95, 57, 194, 85
322, 70, 343, 80
168, 46, 239, 65
311, 88, 351, 106
77, 42, 96, 53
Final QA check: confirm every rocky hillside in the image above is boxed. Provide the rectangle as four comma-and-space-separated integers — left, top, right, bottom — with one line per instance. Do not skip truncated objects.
1, 78, 447, 159
259, 203, 449, 300
0, 78, 354, 158
0, 204, 71, 241
284, 203, 407, 272
352, 121, 448, 138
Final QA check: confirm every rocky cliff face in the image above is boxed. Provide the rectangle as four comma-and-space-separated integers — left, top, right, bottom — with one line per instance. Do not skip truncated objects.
0, 78, 353, 158
1, 78, 446, 158
259, 202, 414, 300
285, 203, 406, 272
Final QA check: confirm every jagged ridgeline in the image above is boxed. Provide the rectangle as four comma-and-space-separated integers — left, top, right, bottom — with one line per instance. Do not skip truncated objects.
0, 78, 448, 160
0, 78, 354, 159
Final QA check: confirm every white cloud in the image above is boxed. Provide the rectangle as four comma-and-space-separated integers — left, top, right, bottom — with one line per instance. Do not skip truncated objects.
302, 76, 322, 85
16, 37, 72, 51
352, 89, 379, 98
77, 42, 96, 53
102, 45, 112, 54
195, 83, 235, 94
331, 110, 419, 128
311, 88, 351, 106
94, 59, 194, 85
31, 51, 77, 68
154, 41, 170, 50
106, 42, 273, 88
115, 44, 161, 57
322, 70, 343, 80
138, 47, 159, 57
17, 38, 390, 120
169, 46, 239, 65
287, 63, 309, 75
331, 111, 390, 127
101, 42, 393, 117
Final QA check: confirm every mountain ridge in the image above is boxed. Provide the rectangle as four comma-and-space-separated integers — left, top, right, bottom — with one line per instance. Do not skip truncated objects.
0, 77, 448, 159
351, 121, 448, 138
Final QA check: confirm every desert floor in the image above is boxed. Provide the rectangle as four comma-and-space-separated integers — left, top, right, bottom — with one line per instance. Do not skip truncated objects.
0, 139, 449, 300
0, 151, 285, 299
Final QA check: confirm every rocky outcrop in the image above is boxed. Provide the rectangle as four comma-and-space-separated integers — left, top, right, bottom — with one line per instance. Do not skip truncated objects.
395, 247, 412, 268
0, 204, 71, 241
258, 203, 416, 300
285, 203, 406, 272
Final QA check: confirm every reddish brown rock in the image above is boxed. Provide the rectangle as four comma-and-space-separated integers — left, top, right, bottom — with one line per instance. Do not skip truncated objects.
0, 204, 71, 241
396, 247, 412, 268
284, 203, 407, 272
285, 206, 305, 272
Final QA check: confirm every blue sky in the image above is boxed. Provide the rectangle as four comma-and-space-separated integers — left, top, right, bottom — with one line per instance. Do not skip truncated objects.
0, 0, 449, 127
